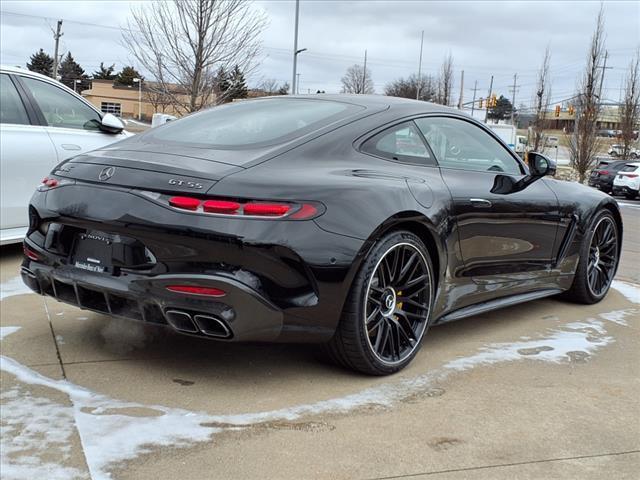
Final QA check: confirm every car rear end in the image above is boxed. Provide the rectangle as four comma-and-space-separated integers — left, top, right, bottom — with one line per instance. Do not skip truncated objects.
589, 160, 629, 193
21, 97, 378, 344
613, 162, 640, 198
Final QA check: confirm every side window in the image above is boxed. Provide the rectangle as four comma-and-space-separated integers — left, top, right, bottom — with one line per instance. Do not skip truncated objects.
20, 76, 101, 131
0, 74, 30, 125
361, 121, 434, 165
415, 117, 522, 175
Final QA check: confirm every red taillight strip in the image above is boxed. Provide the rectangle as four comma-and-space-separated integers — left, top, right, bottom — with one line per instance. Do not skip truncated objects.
166, 195, 320, 220
244, 203, 290, 216
166, 285, 226, 297
23, 244, 40, 261
202, 200, 240, 214
169, 196, 200, 210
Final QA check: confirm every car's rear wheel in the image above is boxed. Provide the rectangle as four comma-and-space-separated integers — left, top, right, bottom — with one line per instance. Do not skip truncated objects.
562, 210, 619, 304
326, 231, 434, 375
625, 190, 638, 200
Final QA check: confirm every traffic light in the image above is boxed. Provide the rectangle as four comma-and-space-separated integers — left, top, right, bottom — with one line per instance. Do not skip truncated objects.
555, 105, 561, 117
491, 94, 497, 108
479, 97, 483, 109
568, 105, 575, 115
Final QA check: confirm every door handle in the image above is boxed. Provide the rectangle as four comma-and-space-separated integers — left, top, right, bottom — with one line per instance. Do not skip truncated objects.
470, 198, 492, 208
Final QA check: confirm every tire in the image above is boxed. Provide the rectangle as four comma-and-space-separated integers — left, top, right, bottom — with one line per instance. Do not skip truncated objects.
625, 191, 638, 200
630, 152, 638, 159
562, 210, 619, 304
325, 230, 434, 375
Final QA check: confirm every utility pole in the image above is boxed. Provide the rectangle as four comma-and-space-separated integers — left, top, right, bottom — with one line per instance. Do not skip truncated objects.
296, 73, 301, 94
362, 49, 368, 94
51, 20, 63, 80
484, 75, 494, 123
470, 80, 478, 116
416, 30, 424, 100
291, 0, 300, 94
457, 70, 465, 110
597, 50, 611, 105
509, 73, 520, 125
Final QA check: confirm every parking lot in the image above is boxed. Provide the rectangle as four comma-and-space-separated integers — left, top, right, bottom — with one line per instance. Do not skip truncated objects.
0, 199, 636, 479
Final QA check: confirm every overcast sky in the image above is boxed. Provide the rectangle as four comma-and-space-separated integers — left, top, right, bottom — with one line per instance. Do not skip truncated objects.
1, 0, 638, 109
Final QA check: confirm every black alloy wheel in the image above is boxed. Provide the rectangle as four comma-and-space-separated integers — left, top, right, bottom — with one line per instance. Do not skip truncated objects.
586, 215, 618, 297
326, 231, 433, 375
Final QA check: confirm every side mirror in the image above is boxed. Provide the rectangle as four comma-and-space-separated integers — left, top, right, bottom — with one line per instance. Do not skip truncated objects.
99, 113, 124, 134
528, 152, 556, 177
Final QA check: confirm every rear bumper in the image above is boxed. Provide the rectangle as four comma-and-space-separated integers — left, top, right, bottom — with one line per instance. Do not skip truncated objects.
24, 182, 366, 342
22, 252, 283, 342
612, 185, 639, 196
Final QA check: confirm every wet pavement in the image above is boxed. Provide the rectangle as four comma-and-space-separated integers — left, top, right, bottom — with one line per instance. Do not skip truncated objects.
1, 204, 638, 479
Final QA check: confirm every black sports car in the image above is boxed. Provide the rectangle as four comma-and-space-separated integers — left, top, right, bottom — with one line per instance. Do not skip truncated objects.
22, 95, 623, 375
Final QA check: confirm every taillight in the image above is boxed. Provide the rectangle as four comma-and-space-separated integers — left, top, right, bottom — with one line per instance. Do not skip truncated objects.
166, 285, 226, 297
244, 203, 290, 216
599, 170, 609, 175
166, 195, 321, 220
169, 196, 200, 210
202, 200, 240, 214
23, 244, 40, 261
626, 174, 639, 178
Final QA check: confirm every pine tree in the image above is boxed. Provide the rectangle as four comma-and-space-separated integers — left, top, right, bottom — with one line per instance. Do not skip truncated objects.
27, 49, 54, 77
114, 66, 143, 86
93, 62, 116, 80
58, 52, 88, 90
228, 65, 248, 100
214, 66, 231, 101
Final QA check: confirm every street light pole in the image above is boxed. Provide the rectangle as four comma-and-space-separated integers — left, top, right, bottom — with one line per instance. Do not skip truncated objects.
292, 0, 300, 94
133, 78, 141, 120
416, 30, 424, 100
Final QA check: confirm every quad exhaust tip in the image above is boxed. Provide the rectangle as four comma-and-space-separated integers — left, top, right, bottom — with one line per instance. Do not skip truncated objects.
165, 310, 231, 339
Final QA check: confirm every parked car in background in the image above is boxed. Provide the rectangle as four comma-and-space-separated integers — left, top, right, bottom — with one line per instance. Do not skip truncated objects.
613, 162, 640, 199
0, 65, 130, 245
608, 144, 639, 158
588, 160, 632, 194
544, 135, 559, 148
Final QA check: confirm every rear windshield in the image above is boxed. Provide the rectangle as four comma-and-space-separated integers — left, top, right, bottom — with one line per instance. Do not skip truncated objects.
621, 164, 639, 172
148, 98, 363, 148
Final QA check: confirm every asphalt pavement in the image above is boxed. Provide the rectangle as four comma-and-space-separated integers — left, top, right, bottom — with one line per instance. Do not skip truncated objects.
1, 200, 638, 480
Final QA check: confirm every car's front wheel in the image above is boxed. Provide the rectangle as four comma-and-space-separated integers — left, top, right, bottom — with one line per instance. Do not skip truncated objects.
562, 210, 619, 304
326, 231, 434, 375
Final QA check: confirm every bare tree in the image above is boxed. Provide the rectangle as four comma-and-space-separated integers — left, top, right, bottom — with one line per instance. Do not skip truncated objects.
123, 0, 266, 113
569, 6, 606, 183
341, 64, 374, 94
385, 73, 436, 101
619, 49, 640, 160
531, 46, 552, 153
436, 53, 454, 106
144, 83, 172, 113
260, 78, 280, 95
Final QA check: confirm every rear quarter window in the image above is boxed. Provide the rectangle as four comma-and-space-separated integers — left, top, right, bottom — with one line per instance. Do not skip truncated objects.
147, 98, 363, 149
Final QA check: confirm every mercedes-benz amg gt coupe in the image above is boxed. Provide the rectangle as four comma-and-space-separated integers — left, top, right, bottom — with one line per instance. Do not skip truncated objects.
21, 95, 622, 375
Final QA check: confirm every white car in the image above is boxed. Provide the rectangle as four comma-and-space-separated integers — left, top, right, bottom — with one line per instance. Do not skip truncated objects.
612, 162, 640, 199
1, 65, 130, 245
609, 144, 639, 158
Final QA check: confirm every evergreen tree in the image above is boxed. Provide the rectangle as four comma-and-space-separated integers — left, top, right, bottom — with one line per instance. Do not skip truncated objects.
214, 66, 231, 100
114, 66, 143, 86
93, 62, 116, 80
27, 49, 54, 77
488, 95, 514, 121
228, 65, 248, 100
58, 52, 88, 90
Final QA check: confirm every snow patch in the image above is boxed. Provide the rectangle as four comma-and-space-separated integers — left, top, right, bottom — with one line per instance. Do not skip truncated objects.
0, 289, 636, 478
0, 326, 21, 340
599, 309, 637, 326
0, 276, 33, 301
612, 280, 640, 304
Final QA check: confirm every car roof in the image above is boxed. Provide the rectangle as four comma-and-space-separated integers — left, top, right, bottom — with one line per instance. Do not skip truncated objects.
1, 64, 55, 82
285, 93, 467, 116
